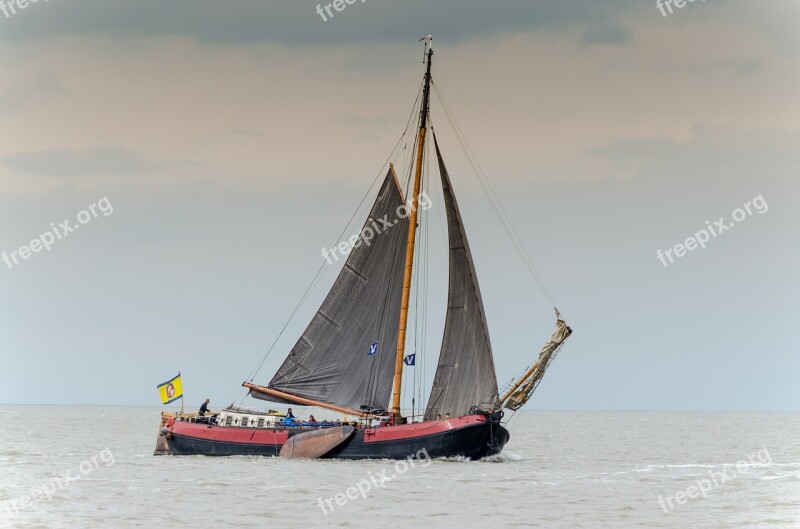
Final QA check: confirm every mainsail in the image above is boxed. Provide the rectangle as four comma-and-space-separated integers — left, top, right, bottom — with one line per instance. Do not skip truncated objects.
425, 136, 500, 420
251, 169, 409, 411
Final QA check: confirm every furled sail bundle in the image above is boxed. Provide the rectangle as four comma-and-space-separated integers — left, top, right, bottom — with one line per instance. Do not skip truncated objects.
501, 311, 572, 411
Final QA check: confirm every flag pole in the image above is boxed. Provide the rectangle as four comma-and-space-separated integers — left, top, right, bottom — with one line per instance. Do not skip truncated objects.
179, 371, 184, 414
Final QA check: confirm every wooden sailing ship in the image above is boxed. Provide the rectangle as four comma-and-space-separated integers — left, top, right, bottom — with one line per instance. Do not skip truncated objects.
157, 38, 572, 460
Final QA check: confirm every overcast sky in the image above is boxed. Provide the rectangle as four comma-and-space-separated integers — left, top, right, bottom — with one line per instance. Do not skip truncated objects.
0, 1, 798, 411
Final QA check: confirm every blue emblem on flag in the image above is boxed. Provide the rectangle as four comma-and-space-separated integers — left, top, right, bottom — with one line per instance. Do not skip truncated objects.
403, 354, 416, 366
368, 342, 379, 356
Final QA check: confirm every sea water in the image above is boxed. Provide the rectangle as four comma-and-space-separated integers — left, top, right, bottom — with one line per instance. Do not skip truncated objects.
1, 406, 798, 528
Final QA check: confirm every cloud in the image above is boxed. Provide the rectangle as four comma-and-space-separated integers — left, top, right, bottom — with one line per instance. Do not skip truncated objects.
588, 125, 800, 186
0, 0, 637, 45
336, 113, 406, 128
229, 128, 272, 138
580, 25, 630, 46
688, 58, 766, 76
0, 71, 67, 114
0, 148, 161, 176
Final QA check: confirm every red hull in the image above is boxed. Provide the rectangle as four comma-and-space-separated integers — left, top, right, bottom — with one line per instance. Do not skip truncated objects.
166, 414, 509, 460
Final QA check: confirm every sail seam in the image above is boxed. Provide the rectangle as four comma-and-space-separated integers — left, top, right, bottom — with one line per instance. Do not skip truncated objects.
344, 264, 368, 282
316, 310, 341, 330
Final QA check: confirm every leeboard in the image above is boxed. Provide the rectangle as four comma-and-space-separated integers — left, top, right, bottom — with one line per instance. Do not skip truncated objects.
279, 426, 356, 459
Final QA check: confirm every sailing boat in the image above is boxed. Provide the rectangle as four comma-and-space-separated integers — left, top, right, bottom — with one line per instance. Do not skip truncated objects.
158, 39, 572, 460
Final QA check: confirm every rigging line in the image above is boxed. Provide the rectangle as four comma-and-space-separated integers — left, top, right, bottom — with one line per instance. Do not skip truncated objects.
443, 89, 556, 307
431, 81, 558, 310
505, 408, 520, 429
244, 88, 426, 388
362, 325, 380, 410
404, 94, 432, 413
364, 207, 405, 410
405, 233, 418, 408
403, 131, 419, 200
416, 217, 424, 412
413, 167, 422, 411
423, 131, 438, 411
395, 81, 424, 193
418, 113, 434, 413
406, 191, 426, 409
363, 240, 394, 410
410, 137, 427, 410
406, 237, 415, 405
500, 363, 535, 395
393, 81, 424, 170
434, 80, 556, 308
410, 150, 430, 413
420, 211, 428, 411
401, 93, 426, 412
427, 122, 454, 271
243, 79, 427, 409
404, 81, 428, 200
418, 135, 432, 414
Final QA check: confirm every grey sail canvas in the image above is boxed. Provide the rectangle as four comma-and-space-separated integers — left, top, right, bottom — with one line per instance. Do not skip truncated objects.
425, 135, 500, 420
251, 170, 409, 411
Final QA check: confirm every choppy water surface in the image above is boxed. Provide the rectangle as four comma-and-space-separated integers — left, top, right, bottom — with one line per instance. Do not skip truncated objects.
0, 407, 798, 528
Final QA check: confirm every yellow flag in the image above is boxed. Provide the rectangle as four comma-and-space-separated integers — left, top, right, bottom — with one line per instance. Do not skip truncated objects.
156, 373, 183, 405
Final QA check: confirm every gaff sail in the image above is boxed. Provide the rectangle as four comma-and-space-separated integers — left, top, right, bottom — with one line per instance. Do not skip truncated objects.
251, 169, 409, 411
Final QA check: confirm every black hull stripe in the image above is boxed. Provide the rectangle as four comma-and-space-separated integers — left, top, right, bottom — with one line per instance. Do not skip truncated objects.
168, 422, 509, 460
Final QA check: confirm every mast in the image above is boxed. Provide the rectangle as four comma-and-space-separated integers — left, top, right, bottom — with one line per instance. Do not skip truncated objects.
390, 40, 433, 416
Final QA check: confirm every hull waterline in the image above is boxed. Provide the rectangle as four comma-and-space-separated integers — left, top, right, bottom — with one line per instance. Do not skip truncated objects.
165, 414, 509, 460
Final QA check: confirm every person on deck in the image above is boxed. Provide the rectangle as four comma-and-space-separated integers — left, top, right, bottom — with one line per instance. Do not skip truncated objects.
198, 399, 211, 424
308, 415, 317, 424
281, 408, 297, 426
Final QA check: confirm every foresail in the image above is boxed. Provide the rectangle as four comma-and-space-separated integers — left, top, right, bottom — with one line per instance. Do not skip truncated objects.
425, 135, 500, 420
501, 311, 572, 411
252, 169, 409, 411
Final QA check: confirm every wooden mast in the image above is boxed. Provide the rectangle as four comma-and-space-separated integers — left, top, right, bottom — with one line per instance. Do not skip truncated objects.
390, 41, 433, 416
